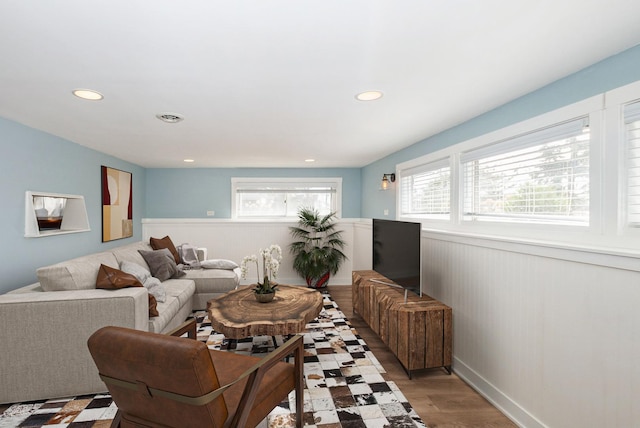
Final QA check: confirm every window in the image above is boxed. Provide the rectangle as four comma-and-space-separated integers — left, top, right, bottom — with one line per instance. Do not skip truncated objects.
399, 159, 450, 219
461, 117, 590, 225
232, 178, 341, 218
624, 101, 640, 227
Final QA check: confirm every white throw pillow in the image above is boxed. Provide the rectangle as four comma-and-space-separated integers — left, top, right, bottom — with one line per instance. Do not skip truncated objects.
120, 260, 166, 302
120, 260, 151, 283
200, 259, 239, 270
143, 276, 167, 303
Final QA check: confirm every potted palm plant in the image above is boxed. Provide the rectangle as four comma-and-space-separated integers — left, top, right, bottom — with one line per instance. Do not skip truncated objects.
289, 207, 347, 288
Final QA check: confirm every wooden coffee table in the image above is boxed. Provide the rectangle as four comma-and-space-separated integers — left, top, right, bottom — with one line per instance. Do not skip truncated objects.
207, 284, 324, 339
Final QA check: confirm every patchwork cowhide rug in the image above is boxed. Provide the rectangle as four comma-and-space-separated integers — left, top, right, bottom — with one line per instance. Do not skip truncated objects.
0, 291, 426, 428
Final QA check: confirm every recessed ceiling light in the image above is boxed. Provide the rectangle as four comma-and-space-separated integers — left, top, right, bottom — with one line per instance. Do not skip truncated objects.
305, 159, 315, 163
72, 89, 103, 100
183, 159, 195, 163
156, 112, 184, 123
356, 91, 383, 101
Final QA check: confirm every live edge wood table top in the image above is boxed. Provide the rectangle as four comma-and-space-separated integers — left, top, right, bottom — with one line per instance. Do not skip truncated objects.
206, 284, 324, 339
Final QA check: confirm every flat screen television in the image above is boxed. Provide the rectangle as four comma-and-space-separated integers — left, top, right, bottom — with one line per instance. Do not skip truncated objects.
372, 218, 422, 297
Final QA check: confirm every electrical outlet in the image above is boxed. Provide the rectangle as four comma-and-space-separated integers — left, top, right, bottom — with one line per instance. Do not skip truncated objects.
206, 210, 215, 216
383, 209, 389, 216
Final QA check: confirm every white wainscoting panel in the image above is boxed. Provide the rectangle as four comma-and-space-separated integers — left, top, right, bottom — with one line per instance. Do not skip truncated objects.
352, 220, 373, 271
142, 218, 362, 286
422, 231, 640, 428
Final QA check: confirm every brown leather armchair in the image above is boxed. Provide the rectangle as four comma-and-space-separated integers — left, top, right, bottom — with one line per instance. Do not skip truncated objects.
87, 320, 304, 428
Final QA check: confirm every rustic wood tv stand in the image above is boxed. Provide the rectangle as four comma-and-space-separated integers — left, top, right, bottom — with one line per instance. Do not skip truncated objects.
352, 270, 452, 378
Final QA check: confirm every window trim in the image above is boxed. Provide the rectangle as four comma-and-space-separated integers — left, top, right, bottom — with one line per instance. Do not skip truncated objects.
231, 177, 343, 219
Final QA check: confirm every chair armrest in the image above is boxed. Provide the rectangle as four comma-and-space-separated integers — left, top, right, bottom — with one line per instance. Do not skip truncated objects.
166, 318, 197, 339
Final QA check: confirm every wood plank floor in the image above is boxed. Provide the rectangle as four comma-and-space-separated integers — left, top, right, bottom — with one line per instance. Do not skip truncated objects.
327, 285, 517, 428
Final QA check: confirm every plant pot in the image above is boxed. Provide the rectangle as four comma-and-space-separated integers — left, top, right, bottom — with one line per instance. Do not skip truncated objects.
306, 271, 331, 289
254, 292, 275, 303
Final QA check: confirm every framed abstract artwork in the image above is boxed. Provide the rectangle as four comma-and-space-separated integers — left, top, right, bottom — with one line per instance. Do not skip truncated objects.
101, 166, 133, 242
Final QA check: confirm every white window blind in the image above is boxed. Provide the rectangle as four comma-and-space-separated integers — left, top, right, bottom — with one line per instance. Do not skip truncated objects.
399, 158, 450, 219
233, 179, 340, 218
624, 101, 640, 226
462, 117, 590, 225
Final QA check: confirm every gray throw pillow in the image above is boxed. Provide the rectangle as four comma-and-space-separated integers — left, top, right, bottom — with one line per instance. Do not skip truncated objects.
138, 249, 186, 282
200, 259, 239, 270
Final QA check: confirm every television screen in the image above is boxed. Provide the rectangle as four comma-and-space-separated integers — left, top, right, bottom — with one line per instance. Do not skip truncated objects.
372, 219, 422, 297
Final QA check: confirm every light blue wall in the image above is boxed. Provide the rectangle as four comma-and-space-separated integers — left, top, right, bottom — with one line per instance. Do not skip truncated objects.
0, 118, 146, 292
362, 44, 640, 218
145, 168, 362, 218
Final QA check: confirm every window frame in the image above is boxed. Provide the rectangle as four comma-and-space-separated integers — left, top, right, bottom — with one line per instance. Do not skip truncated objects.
397, 157, 452, 221
460, 116, 591, 226
604, 79, 640, 242
231, 177, 343, 219
623, 101, 640, 227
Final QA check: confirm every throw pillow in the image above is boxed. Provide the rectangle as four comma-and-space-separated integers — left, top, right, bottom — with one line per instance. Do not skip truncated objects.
96, 263, 144, 289
200, 259, 239, 270
149, 236, 181, 264
138, 248, 186, 282
148, 293, 159, 317
120, 260, 166, 303
96, 264, 159, 317
120, 260, 152, 284
143, 276, 167, 303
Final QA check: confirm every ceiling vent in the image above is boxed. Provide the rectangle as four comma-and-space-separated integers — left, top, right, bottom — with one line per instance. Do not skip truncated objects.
156, 112, 184, 123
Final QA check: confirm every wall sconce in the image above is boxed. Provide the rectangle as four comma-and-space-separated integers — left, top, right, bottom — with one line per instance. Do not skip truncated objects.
381, 173, 396, 190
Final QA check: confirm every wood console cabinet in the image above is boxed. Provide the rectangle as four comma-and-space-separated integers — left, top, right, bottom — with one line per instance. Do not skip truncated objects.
352, 270, 452, 377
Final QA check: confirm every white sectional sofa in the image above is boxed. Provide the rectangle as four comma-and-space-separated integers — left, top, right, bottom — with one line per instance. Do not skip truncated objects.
0, 241, 240, 404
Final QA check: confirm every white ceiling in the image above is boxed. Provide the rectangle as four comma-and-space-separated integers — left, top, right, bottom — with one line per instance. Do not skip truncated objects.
1, 1, 640, 168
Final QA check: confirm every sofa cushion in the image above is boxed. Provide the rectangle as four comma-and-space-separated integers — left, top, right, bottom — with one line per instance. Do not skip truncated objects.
150, 236, 181, 264
163, 278, 195, 309
148, 279, 195, 333
139, 249, 186, 282
37, 251, 119, 291
185, 267, 241, 294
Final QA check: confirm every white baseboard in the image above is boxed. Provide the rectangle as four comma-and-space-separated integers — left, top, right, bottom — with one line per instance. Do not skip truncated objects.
453, 357, 547, 428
